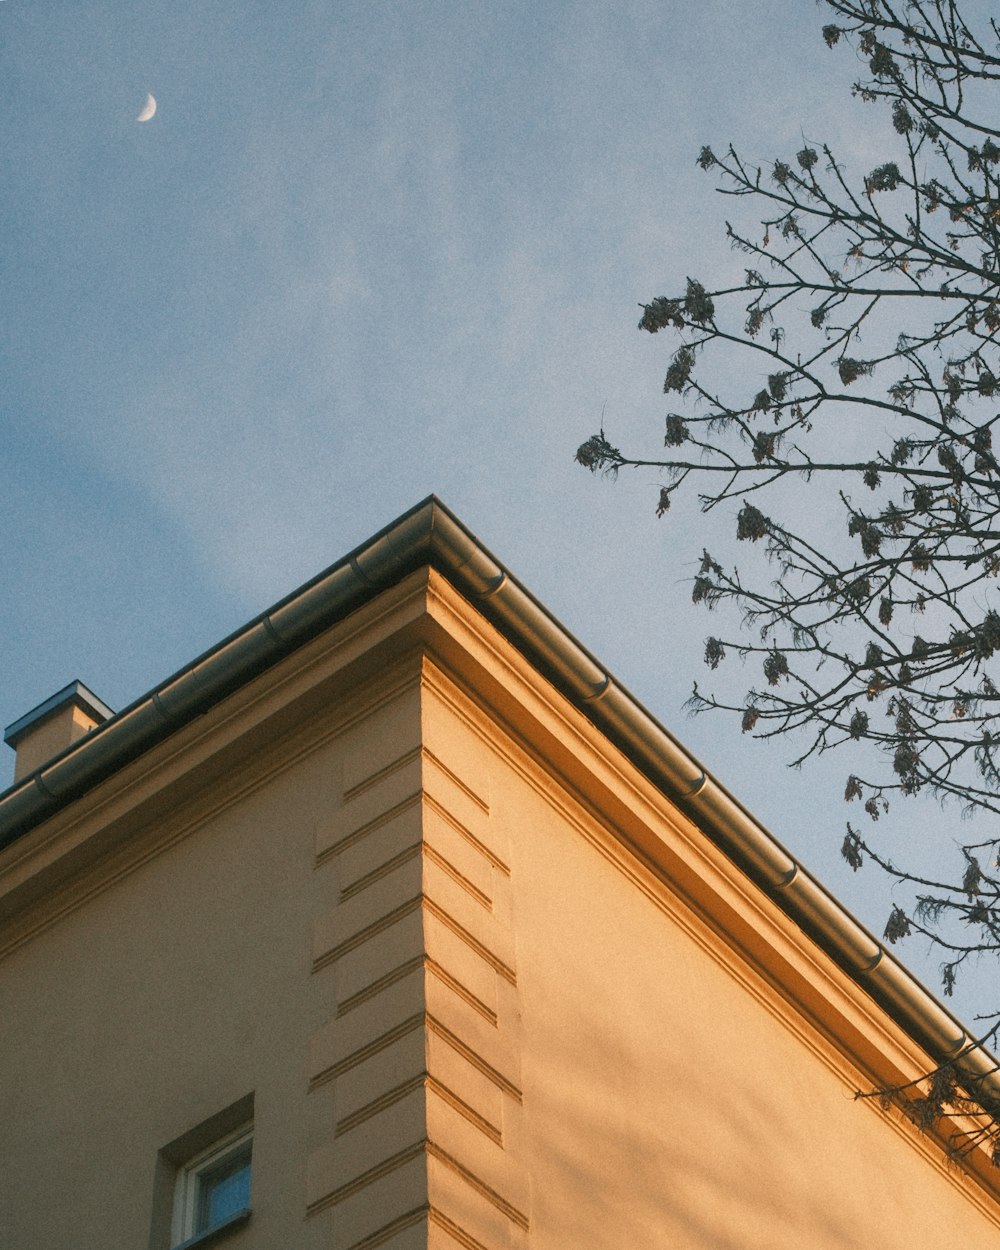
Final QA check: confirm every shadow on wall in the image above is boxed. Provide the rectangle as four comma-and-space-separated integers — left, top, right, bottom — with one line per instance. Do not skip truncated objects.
514, 878, 980, 1249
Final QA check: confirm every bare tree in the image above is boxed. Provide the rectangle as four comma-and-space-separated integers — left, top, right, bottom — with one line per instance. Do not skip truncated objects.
578, 0, 1000, 1156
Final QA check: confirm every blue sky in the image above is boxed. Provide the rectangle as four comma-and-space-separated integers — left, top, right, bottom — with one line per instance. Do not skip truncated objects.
3, 2, 983, 1012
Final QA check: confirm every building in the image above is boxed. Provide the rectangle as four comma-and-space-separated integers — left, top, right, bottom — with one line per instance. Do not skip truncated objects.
2, 496, 1000, 1249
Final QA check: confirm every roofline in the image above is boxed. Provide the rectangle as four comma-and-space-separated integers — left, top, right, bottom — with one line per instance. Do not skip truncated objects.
1, 494, 994, 1094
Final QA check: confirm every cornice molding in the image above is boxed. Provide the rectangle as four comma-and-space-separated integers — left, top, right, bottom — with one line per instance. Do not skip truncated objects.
2, 495, 997, 1180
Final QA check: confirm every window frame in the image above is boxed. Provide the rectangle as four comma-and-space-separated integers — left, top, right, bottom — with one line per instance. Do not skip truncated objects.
152, 1096, 255, 1250
171, 1120, 252, 1247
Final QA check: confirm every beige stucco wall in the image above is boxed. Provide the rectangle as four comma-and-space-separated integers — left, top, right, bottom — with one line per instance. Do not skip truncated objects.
415, 612, 1000, 1247
501, 738, 1000, 1248
2, 570, 999, 1249
0, 672, 407, 1249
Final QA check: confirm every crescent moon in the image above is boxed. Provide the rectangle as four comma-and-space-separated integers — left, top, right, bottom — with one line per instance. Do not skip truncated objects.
137, 93, 156, 123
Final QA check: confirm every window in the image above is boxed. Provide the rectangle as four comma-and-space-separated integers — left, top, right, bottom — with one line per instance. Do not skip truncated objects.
171, 1123, 252, 1247
152, 1095, 254, 1250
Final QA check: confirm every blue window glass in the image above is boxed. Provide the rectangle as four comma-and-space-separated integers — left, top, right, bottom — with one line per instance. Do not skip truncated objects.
196, 1142, 252, 1232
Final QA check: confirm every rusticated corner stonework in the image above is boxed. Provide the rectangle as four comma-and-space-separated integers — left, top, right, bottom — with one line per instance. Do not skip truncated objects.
306, 679, 527, 1250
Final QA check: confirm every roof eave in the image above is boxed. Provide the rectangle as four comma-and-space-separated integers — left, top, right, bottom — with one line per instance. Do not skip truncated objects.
0, 494, 991, 1095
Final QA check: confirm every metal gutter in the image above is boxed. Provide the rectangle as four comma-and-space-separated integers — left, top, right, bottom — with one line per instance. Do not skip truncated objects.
0, 494, 994, 1094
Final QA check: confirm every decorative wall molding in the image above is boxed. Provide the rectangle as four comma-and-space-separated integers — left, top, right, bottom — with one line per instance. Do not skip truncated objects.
306, 682, 528, 1250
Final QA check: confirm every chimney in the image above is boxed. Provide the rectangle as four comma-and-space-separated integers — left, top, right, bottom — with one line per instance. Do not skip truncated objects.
4, 681, 114, 783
